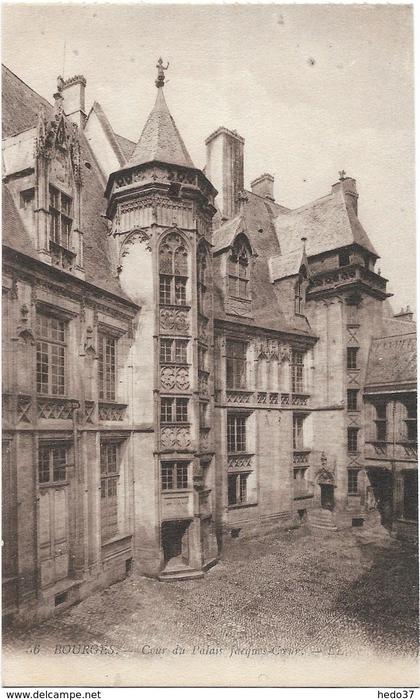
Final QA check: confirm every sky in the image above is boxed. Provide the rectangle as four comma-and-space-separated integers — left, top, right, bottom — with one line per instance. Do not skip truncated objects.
2, 3, 416, 314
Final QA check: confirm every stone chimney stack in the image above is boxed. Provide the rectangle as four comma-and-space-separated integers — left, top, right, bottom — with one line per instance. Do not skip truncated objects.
250, 173, 275, 201
394, 305, 414, 322
331, 172, 359, 215
61, 75, 87, 128
205, 127, 244, 220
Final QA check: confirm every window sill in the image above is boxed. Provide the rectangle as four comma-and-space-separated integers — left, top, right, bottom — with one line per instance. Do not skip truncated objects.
395, 518, 418, 525
162, 488, 192, 495
159, 303, 191, 311
101, 532, 132, 548
228, 295, 251, 303
228, 501, 257, 511
39, 480, 70, 489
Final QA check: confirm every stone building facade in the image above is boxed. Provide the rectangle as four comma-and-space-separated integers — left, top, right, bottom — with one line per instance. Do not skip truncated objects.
2, 62, 417, 624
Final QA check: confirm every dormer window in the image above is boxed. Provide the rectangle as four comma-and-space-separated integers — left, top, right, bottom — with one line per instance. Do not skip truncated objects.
339, 251, 350, 267
49, 185, 72, 250
20, 188, 35, 209
228, 236, 251, 300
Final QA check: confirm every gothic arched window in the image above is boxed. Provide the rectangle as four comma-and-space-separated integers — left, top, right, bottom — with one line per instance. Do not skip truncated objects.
159, 233, 189, 306
294, 267, 307, 315
228, 236, 251, 300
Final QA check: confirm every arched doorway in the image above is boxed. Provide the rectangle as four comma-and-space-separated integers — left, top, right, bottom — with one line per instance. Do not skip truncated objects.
316, 453, 336, 511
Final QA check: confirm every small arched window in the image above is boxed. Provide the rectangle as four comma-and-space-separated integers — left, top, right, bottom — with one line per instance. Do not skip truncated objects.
294, 267, 307, 315
228, 236, 251, 300
197, 243, 209, 315
159, 233, 189, 306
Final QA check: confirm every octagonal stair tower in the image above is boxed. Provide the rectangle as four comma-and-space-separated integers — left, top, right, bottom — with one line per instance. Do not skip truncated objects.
104, 62, 218, 578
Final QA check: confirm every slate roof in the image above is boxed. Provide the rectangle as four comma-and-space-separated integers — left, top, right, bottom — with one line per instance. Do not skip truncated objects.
269, 249, 306, 282
2, 184, 39, 258
365, 332, 417, 389
87, 101, 134, 168
2, 65, 135, 304
213, 191, 314, 337
115, 132, 135, 161
274, 188, 378, 259
128, 87, 194, 169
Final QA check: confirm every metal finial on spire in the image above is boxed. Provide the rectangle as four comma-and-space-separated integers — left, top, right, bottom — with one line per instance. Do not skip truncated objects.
339, 169, 346, 181
301, 236, 307, 252
155, 58, 169, 88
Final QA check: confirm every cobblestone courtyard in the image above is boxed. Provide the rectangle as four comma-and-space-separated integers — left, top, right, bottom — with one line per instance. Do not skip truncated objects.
4, 523, 419, 663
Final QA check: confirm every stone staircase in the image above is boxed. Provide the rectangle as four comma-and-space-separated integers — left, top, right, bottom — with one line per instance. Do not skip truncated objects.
307, 508, 338, 531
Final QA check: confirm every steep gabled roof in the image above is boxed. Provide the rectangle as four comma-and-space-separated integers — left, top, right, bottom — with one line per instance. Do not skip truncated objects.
128, 87, 194, 169
212, 213, 244, 253
2, 64, 52, 137
213, 191, 314, 337
275, 187, 378, 259
269, 248, 307, 282
365, 332, 417, 389
87, 101, 133, 168
2, 64, 134, 303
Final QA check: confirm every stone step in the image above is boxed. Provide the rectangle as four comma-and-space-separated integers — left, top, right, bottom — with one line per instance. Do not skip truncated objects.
158, 568, 205, 582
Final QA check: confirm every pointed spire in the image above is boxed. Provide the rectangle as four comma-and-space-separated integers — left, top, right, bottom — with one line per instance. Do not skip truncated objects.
128, 61, 194, 169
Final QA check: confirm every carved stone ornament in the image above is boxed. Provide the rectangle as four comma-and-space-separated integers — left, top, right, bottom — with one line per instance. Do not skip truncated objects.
35, 103, 82, 184
279, 345, 291, 363
161, 426, 191, 450
117, 229, 152, 273
160, 308, 189, 333
315, 452, 336, 485
83, 326, 96, 356
17, 304, 35, 343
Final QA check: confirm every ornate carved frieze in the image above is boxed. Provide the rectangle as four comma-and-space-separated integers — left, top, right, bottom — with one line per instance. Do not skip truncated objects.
161, 426, 191, 450
17, 395, 32, 423
84, 401, 95, 424
225, 297, 252, 318
281, 393, 290, 406
38, 397, 77, 420
226, 391, 252, 405
98, 402, 127, 422
293, 450, 311, 465
159, 308, 189, 334
160, 365, 190, 392
291, 394, 309, 406
269, 393, 279, 405
227, 455, 253, 472
257, 392, 267, 404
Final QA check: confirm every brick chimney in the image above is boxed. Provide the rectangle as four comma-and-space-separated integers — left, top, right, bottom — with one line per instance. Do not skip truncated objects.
331, 172, 358, 215
394, 305, 414, 322
250, 173, 274, 201
205, 127, 244, 220
61, 75, 87, 128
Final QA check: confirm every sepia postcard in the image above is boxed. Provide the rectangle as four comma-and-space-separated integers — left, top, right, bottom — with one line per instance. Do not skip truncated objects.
1, 1, 418, 690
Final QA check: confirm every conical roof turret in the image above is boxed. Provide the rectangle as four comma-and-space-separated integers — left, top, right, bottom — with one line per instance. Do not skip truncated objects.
128, 59, 194, 169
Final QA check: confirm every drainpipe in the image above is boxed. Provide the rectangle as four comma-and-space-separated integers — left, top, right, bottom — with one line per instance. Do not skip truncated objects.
390, 400, 396, 532
71, 400, 84, 575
